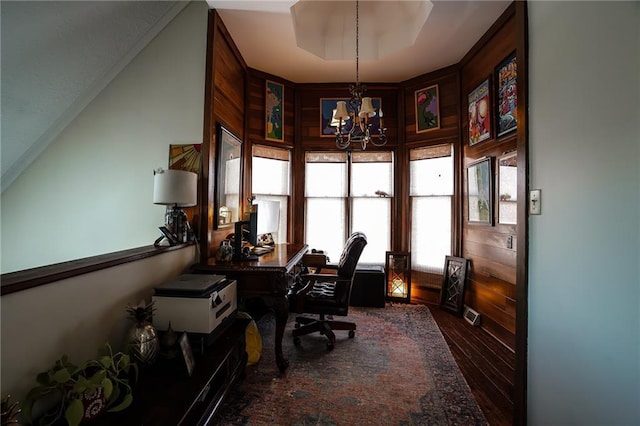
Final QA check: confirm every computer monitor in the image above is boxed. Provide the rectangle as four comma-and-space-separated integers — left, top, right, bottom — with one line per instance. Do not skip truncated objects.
233, 199, 280, 260
251, 199, 280, 245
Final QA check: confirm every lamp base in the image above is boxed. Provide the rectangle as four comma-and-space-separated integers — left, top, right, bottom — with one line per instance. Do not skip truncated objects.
166, 207, 188, 243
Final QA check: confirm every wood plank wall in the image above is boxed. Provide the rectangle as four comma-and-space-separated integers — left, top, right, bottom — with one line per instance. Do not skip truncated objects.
202, 5, 520, 352
200, 10, 248, 260
460, 5, 517, 350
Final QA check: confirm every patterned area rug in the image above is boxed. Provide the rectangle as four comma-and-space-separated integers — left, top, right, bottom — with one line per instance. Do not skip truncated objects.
217, 304, 487, 425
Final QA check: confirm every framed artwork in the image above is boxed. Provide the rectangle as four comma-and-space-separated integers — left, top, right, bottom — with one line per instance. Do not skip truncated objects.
265, 80, 284, 142
439, 256, 470, 317
320, 98, 382, 137
214, 124, 242, 230
468, 78, 491, 146
495, 52, 517, 137
498, 151, 517, 225
169, 144, 202, 174
179, 332, 195, 376
415, 85, 440, 133
467, 157, 494, 225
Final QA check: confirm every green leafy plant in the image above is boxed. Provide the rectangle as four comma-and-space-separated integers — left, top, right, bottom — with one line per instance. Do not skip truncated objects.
22, 343, 138, 426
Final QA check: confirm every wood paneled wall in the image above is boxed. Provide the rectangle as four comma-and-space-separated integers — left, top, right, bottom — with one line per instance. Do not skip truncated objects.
200, 10, 247, 260
460, 5, 518, 349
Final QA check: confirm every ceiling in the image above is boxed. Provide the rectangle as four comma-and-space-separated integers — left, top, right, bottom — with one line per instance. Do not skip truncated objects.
208, 0, 511, 83
1, 0, 510, 192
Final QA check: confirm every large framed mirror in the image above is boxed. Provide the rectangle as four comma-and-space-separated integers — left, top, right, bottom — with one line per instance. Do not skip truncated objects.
498, 151, 517, 224
214, 124, 242, 229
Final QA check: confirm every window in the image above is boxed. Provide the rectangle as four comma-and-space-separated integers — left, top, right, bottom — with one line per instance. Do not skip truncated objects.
305, 151, 393, 264
410, 144, 454, 277
251, 145, 290, 243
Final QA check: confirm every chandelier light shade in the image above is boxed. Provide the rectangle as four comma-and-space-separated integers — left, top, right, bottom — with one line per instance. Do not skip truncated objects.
332, 0, 387, 151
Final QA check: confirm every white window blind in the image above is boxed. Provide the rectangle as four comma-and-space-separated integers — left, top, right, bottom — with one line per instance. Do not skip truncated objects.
410, 144, 454, 274
251, 145, 291, 243
304, 151, 392, 264
351, 151, 392, 264
304, 152, 347, 258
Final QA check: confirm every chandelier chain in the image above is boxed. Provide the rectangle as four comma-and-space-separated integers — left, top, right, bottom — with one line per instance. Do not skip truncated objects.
356, 0, 359, 88
334, 0, 387, 150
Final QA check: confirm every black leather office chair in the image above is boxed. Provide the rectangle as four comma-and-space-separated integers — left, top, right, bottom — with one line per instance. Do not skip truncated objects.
290, 232, 367, 350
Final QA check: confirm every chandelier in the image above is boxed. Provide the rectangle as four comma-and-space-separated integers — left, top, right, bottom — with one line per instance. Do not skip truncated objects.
332, 0, 387, 151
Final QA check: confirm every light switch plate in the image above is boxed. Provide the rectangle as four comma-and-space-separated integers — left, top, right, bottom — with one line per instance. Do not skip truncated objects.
530, 189, 541, 215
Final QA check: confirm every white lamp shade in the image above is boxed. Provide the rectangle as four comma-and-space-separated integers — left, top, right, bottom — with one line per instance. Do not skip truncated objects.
359, 97, 376, 118
153, 169, 197, 206
334, 101, 350, 121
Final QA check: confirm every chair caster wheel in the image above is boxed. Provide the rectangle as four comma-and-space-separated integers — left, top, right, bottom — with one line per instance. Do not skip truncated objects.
326, 342, 334, 351
294, 337, 301, 346
348, 330, 355, 338
294, 323, 300, 329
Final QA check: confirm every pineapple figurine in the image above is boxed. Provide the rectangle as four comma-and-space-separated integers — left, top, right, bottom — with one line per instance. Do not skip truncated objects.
126, 301, 159, 367
1, 395, 21, 425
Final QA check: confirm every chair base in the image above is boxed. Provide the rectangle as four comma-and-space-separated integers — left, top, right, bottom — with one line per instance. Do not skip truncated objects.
292, 314, 356, 350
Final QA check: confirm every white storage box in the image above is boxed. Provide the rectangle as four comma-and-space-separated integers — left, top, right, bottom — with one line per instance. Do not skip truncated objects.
152, 274, 237, 335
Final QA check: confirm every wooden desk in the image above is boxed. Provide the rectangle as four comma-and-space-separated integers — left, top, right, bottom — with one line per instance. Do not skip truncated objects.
194, 243, 308, 372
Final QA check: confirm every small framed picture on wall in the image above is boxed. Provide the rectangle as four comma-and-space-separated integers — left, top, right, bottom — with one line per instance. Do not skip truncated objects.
494, 52, 517, 137
415, 84, 440, 133
468, 78, 491, 146
467, 157, 494, 225
265, 80, 284, 142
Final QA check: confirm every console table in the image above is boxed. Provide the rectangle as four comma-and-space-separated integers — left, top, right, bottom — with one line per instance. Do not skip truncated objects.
193, 243, 308, 372
94, 318, 248, 425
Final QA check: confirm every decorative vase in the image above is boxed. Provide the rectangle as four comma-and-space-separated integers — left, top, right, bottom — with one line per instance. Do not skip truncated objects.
127, 320, 159, 366
126, 301, 159, 367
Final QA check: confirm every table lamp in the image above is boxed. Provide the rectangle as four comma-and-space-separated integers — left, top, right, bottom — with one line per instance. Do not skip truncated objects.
153, 168, 197, 245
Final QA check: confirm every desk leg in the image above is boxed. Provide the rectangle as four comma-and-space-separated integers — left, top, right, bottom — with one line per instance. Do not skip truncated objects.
272, 295, 289, 372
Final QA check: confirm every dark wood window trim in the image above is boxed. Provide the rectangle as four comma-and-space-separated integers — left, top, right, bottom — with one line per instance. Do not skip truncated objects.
0, 243, 193, 296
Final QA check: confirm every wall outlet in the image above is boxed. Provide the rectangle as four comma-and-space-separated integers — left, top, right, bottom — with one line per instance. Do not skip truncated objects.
529, 189, 541, 215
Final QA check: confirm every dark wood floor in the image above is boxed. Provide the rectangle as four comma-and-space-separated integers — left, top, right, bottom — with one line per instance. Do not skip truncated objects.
428, 304, 515, 426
